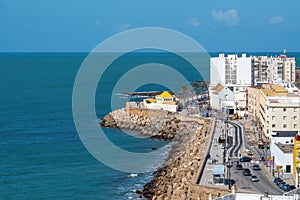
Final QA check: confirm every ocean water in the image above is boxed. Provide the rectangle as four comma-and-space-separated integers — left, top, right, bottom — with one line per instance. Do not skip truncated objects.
0, 52, 299, 200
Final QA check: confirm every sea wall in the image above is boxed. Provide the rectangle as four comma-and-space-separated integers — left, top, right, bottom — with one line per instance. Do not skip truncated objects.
101, 108, 231, 199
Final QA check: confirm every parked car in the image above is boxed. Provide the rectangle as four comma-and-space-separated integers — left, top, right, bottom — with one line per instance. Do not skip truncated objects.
250, 175, 259, 182
236, 164, 243, 170
290, 185, 296, 190
281, 184, 291, 191
278, 181, 284, 188
240, 157, 252, 162
273, 177, 282, 184
276, 179, 284, 186
253, 164, 261, 170
243, 168, 251, 176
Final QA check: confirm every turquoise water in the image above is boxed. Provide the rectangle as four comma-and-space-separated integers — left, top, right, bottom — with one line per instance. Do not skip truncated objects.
0, 52, 299, 199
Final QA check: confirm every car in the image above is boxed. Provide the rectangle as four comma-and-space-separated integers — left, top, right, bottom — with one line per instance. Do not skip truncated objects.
290, 185, 296, 190
280, 182, 287, 189
278, 181, 286, 188
281, 184, 291, 191
276, 179, 284, 186
240, 157, 252, 162
253, 164, 261, 170
243, 168, 251, 176
273, 177, 282, 184
250, 175, 259, 182
236, 164, 243, 170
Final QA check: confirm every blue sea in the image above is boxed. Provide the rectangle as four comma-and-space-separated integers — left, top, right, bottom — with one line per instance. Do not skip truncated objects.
0, 52, 299, 199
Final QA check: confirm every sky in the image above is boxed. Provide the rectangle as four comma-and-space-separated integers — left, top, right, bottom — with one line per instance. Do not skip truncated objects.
1, 0, 300, 52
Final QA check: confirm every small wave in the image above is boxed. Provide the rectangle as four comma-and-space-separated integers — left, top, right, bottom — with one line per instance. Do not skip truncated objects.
128, 173, 138, 178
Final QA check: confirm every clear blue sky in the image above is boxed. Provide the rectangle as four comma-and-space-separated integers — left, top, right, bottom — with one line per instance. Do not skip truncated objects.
1, 0, 299, 52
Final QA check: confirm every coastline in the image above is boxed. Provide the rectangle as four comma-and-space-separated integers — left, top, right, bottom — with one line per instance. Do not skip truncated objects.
101, 108, 231, 199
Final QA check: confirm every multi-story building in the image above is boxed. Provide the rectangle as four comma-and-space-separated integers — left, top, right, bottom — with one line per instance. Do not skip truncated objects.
210, 54, 251, 112
259, 84, 300, 138
247, 86, 261, 122
252, 53, 296, 85
296, 68, 300, 88
293, 135, 300, 187
210, 53, 252, 86
251, 56, 270, 85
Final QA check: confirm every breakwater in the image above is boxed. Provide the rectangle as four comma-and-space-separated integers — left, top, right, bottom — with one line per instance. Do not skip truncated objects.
101, 108, 230, 199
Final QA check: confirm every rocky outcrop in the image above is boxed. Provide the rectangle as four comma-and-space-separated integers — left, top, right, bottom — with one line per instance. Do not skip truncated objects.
101, 108, 199, 141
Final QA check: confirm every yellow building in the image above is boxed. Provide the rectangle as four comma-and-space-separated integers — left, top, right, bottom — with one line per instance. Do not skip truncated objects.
143, 91, 178, 112
293, 136, 300, 187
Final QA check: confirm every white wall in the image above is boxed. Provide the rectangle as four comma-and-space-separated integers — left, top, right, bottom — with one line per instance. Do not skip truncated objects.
237, 56, 252, 85
210, 55, 225, 86
270, 137, 293, 174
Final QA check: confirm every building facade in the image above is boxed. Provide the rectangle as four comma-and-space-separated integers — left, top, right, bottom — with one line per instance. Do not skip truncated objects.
296, 69, 300, 88
143, 91, 178, 112
251, 53, 296, 86
293, 136, 300, 187
247, 86, 261, 122
259, 85, 300, 138
210, 53, 252, 86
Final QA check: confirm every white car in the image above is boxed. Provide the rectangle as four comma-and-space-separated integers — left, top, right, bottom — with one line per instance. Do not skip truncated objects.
250, 175, 259, 182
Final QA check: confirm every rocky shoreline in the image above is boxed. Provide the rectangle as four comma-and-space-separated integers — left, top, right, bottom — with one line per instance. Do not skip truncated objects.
101, 108, 230, 199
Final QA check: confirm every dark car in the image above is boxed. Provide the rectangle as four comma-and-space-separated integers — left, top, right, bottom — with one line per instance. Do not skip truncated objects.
276, 179, 284, 186
236, 164, 243, 170
290, 185, 296, 190
278, 181, 286, 188
273, 177, 282, 184
240, 157, 252, 162
243, 168, 251, 176
253, 164, 261, 170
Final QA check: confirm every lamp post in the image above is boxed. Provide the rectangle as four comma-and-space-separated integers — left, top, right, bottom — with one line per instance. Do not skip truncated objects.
297, 167, 300, 188
227, 158, 233, 189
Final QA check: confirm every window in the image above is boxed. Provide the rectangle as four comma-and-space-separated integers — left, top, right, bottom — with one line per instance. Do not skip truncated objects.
272, 116, 275, 120
283, 108, 287, 112
283, 116, 287, 120
294, 116, 297, 120
294, 124, 298, 128
272, 108, 276, 112
295, 108, 298, 112
272, 124, 276, 128
283, 124, 287, 128
286, 165, 291, 173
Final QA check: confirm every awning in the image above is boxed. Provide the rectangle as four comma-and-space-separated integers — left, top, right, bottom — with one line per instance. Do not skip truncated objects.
213, 165, 225, 175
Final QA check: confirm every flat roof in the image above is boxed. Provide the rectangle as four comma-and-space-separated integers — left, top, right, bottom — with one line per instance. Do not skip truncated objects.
275, 143, 293, 154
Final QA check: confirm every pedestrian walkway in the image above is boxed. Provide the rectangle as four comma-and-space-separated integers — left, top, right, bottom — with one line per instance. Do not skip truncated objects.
200, 119, 232, 189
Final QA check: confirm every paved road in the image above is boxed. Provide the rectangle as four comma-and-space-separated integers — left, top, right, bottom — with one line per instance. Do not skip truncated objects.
231, 162, 282, 194
199, 116, 283, 195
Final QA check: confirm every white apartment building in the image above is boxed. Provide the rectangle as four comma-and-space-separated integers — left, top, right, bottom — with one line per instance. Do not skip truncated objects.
210, 54, 251, 112
210, 53, 252, 86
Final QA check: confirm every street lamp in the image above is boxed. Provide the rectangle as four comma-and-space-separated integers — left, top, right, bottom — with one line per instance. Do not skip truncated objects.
227, 158, 233, 189
297, 167, 300, 188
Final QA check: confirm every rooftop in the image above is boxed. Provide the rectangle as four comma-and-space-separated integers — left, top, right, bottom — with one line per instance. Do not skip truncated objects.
275, 143, 294, 154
